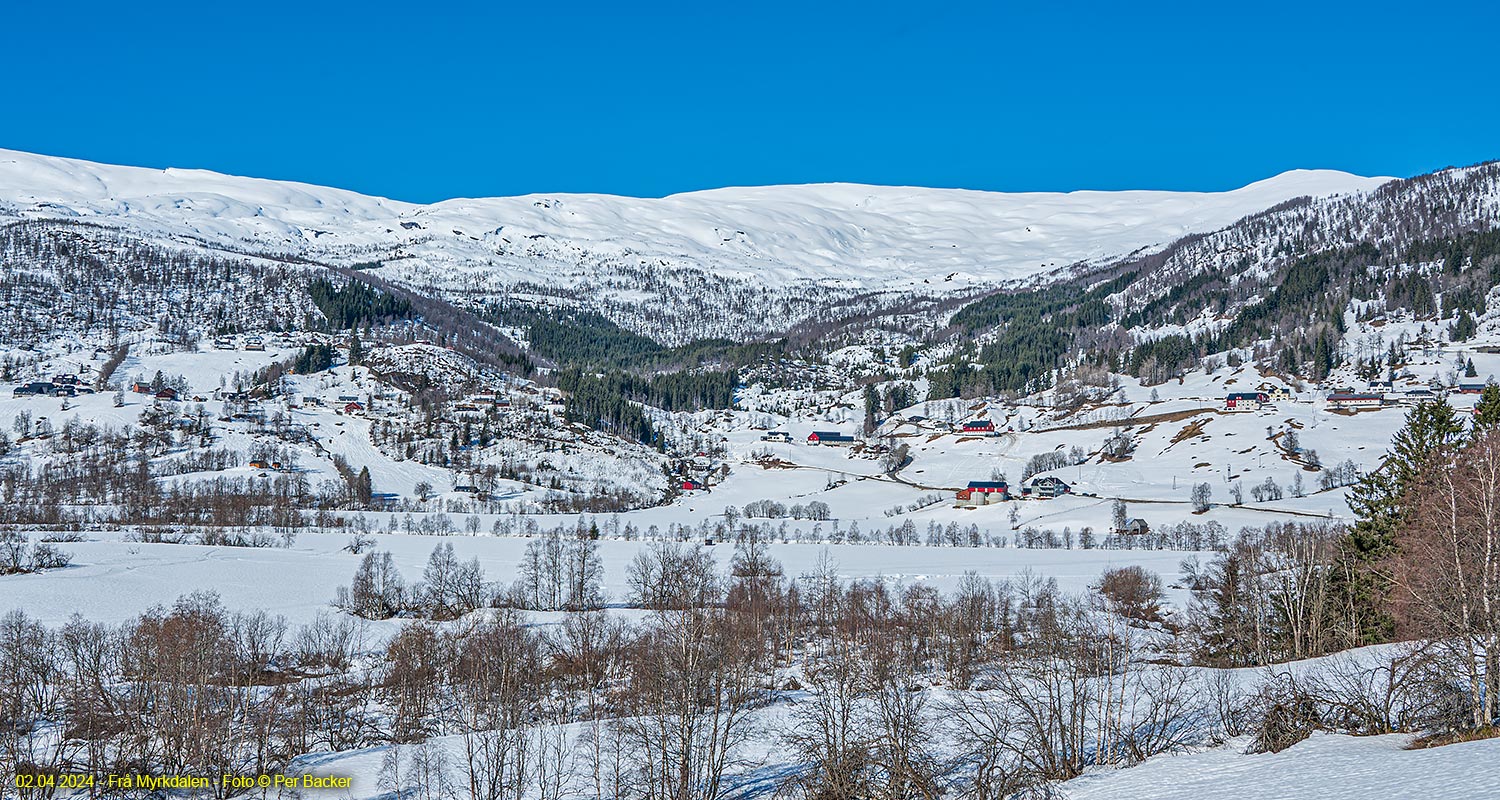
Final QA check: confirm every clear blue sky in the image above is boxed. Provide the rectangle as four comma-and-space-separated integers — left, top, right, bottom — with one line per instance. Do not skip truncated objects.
4, 1, 1495, 202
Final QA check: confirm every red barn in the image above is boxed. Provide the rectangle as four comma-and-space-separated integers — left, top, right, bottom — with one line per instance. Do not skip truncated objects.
681, 479, 705, 491
957, 480, 1008, 502
961, 419, 996, 434
1224, 392, 1267, 410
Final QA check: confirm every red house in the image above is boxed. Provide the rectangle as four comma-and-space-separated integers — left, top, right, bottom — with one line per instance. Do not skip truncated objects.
961, 419, 996, 434
344, 401, 365, 414
681, 479, 705, 491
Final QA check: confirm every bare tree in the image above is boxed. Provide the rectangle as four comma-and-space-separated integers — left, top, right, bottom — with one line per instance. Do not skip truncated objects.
1389, 427, 1500, 729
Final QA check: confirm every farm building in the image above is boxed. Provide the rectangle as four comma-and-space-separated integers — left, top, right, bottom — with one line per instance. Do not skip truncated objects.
1118, 518, 1150, 535
956, 480, 1009, 504
1224, 392, 1267, 410
961, 419, 997, 435
13, 382, 55, 397
807, 431, 855, 446
1458, 382, 1489, 394
1329, 393, 1384, 410
681, 479, 705, 491
761, 431, 792, 442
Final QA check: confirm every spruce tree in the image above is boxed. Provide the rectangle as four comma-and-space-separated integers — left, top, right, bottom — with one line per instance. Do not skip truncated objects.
1334, 400, 1466, 646
1475, 384, 1500, 430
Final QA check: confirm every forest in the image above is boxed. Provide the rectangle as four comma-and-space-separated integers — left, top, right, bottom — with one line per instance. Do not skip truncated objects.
307, 278, 413, 330
554, 368, 738, 445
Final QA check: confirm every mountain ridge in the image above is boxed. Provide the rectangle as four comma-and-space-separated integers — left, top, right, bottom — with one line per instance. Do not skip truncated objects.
0, 148, 1390, 293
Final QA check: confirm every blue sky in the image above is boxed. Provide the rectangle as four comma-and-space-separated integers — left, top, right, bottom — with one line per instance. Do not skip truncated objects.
3, 1, 1495, 202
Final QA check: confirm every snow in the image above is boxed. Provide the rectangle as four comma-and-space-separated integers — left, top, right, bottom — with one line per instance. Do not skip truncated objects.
277, 709, 1500, 800
0, 149, 1494, 798
0, 531, 1200, 631
1061, 732, 1500, 799
0, 148, 1391, 292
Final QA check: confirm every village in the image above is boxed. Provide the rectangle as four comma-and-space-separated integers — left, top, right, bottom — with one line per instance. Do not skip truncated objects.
5, 312, 1498, 549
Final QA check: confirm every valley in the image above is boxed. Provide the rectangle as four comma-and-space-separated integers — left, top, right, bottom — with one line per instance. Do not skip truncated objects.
1, 149, 1498, 799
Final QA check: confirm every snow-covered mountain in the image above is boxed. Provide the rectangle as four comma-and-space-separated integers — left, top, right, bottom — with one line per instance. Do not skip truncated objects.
0, 148, 1388, 295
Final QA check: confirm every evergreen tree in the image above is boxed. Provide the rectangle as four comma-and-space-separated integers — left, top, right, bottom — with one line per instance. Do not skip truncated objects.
292, 344, 335, 374
348, 330, 364, 365
1452, 310, 1478, 341
355, 466, 373, 506
1475, 384, 1500, 430
1335, 400, 1466, 646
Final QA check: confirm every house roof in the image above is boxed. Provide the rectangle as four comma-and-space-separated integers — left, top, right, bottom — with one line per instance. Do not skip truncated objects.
967, 481, 1007, 489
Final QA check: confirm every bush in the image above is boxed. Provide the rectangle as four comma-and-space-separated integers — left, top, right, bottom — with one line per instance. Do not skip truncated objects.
0, 532, 72, 574
1252, 693, 1321, 754
1096, 565, 1164, 622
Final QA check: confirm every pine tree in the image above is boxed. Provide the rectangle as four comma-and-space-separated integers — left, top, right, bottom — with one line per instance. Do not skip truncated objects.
1475, 385, 1500, 430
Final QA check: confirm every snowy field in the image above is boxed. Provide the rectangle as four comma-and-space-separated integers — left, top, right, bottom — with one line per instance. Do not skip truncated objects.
1061, 732, 1500, 799
0, 531, 1205, 632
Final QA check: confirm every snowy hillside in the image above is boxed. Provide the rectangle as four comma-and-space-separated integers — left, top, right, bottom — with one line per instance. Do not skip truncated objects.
5, 147, 1500, 798
0, 148, 1386, 297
